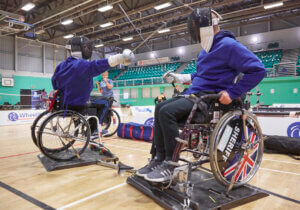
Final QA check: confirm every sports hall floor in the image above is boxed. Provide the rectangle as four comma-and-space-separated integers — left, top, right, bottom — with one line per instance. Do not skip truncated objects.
0, 123, 299, 210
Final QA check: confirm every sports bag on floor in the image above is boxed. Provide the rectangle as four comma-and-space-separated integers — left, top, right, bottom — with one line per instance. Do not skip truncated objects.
117, 122, 153, 142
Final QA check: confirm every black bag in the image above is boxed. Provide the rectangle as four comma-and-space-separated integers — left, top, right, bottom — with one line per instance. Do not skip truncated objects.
264, 135, 300, 159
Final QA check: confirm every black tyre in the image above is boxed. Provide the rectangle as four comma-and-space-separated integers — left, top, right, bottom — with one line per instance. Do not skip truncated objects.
37, 110, 90, 161
209, 110, 263, 188
31, 110, 50, 147
102, 109, 120, 137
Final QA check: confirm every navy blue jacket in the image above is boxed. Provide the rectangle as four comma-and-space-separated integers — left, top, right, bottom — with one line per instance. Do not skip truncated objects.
52, 56, 110, 106
185, 30, 266, 99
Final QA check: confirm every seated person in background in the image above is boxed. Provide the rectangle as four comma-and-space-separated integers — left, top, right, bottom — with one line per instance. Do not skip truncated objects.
136, 8, 266, 182
40, 89, 48, 109
172, 85, 181, 97
154, 92, 166, 105
92, 71, 114, 128
51, 36, 134, 132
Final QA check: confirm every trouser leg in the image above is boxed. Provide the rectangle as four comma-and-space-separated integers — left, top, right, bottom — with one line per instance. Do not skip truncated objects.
153, 97, 179, 160
158, 97, 194, 160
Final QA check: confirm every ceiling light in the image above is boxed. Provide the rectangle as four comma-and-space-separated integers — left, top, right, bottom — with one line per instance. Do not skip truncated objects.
154, 2, 172, 10
98, 5, 113, 12
264, 1, 283, 10
100, 22, 113, 28
64, 34, 74, 39
252, 36, 258, 43
158, 28, 170, 33
21, 2, 35, 11
178, 48, 184, 55
61, 19, 73, 25
95, 44, 104, 48
122, 37, 133, 41
150, 52, 155, 58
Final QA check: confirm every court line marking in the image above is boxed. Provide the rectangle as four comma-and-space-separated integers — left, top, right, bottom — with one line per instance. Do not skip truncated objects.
262, 158, 300, 165
0, 181, 55, 210
259, 167, 300, 176
0, 151, 40, 159
57, 182, 126, 210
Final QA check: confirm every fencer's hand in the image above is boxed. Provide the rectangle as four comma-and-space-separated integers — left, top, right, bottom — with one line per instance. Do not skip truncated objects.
108, 49, 135, 67
122, 49, 135, 66
163, 71, 175, 84
163, 72, 191, 84
219, 90, 232, 105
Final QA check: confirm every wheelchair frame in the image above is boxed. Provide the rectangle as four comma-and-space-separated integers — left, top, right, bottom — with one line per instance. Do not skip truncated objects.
160, 93, 264, 197
31, 90, 119, 162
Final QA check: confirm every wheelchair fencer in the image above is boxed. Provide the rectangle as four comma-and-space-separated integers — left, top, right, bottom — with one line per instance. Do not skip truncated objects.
31, 90, 119, 163
134, 92, 265, 204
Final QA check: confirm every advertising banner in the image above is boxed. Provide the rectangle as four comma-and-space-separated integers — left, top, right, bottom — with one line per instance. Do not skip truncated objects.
130, 106, 155, 124
257, 116, 300, 138
0, 109, 45, 126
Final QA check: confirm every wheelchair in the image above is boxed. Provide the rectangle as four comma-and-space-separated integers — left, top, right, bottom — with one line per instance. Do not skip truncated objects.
157, 93, 264, 193
31, 90, 118, 162
31, 91, 121, 148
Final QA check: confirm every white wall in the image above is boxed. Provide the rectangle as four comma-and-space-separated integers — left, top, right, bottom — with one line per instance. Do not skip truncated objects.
135, 27, 300, 62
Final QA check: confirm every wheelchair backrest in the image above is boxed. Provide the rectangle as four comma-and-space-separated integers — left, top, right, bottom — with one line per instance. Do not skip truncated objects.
47, 90, 62, 112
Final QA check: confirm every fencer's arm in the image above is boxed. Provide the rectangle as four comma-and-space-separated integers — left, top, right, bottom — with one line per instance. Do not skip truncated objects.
108, 49, 135, 67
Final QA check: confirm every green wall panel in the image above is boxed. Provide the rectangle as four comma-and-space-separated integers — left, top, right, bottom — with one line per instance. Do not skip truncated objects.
0, 75, 52, 104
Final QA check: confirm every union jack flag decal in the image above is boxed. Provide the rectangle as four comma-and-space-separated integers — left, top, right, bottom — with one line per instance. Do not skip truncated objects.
223, 126, 259, 182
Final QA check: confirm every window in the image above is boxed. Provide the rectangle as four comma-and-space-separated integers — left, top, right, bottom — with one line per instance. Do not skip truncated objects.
151, 87, 160, 98
142, 88, 150, 98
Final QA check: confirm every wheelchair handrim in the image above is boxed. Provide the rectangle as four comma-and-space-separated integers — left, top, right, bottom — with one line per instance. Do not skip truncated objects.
210, 110, 263, 187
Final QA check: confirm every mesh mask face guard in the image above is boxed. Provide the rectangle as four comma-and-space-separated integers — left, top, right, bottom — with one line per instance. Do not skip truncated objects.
66, 36, 93, 60
187, 8, 222, 52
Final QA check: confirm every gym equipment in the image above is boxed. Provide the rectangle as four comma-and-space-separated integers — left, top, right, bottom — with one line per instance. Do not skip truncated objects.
128, 169, 268, 210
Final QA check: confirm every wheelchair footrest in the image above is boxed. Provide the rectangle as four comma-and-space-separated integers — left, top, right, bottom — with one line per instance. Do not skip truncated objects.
127, 169, 269, 210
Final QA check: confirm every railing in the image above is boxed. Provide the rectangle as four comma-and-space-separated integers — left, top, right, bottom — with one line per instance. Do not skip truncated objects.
273, 62, 297, 77
113, 64, 300, 87
114, 77, 166, 87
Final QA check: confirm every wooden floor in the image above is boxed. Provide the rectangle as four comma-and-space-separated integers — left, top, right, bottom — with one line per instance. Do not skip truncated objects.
0, 123, 299, 210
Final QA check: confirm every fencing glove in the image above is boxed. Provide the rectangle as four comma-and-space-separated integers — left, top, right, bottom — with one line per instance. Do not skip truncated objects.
163, 71, 192, 84
108, 49, 135, 67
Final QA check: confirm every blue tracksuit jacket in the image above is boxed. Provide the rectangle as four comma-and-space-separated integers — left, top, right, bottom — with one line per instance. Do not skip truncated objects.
185, 30, 266, 99
52, 56, 110, 106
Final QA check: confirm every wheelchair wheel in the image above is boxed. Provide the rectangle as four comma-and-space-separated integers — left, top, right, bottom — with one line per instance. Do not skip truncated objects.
209, 110, 263, 188
102, 109, 120, 137
37, 110, 90, 161
31, 110, 50, 147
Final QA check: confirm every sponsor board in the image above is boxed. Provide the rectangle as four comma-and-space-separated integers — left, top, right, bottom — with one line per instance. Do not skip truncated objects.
257, 116, 300, 137
287, 122, 300, 138
130, 106, 155, 124
0, 109, 45, 126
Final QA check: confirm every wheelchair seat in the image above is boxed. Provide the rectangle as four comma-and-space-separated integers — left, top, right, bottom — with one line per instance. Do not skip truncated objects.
177, 98, 244, 129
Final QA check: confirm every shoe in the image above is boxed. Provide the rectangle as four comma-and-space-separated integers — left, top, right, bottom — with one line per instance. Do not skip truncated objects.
136, 158, 162, 178
91, 129, 98, 136
145, 161, 175, 182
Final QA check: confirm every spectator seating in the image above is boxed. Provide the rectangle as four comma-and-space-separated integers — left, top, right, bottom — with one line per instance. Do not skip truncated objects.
254, 50, 282, 68
181, 60, 196, 74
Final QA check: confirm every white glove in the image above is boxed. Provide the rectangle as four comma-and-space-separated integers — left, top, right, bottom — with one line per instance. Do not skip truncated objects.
163, 71, 191, 84
108, 49, 135, 67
